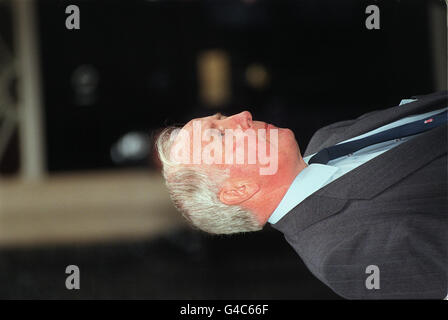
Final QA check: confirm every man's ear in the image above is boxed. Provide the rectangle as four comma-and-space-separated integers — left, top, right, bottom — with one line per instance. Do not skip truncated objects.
219, 179, 260, 205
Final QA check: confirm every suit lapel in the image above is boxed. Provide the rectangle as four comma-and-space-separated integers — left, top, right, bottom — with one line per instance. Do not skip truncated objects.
321, 91, 447, 149
317, 123, 447, 200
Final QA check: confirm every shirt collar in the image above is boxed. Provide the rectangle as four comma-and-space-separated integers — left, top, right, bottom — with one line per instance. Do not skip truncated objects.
268, 162, 339, 224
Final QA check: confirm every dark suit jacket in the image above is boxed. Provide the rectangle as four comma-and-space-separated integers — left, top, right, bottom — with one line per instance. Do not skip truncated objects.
272, 91, 447, 299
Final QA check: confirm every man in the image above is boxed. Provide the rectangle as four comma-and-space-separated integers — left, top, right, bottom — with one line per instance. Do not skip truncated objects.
156, 91, 447, 299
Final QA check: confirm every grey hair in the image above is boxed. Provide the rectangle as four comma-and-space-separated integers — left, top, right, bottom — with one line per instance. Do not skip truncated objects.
155, 127, 262, 234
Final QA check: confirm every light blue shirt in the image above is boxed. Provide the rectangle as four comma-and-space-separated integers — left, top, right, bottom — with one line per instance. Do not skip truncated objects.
268, 99, 447, 224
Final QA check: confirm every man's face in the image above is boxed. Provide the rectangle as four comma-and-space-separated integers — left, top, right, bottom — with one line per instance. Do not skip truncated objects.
170, 111, 302, 192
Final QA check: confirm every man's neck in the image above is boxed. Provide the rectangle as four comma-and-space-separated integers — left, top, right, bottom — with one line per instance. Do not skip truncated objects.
252, 159, 308, 225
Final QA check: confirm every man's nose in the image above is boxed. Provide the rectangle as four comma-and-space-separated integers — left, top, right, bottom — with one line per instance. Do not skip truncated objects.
228, 111, 253, 129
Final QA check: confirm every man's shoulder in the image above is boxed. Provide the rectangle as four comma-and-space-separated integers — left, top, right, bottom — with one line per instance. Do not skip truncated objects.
319, 218, 447, 299
292, 167, 447, 299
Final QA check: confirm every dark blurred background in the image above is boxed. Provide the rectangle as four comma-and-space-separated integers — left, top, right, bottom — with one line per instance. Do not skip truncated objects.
0, 0, 446, 299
